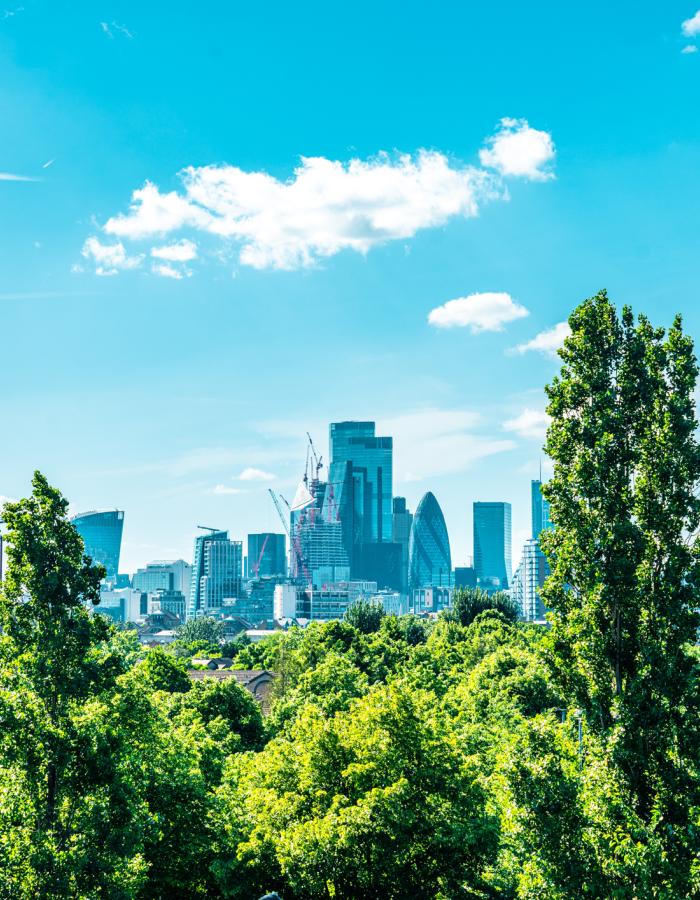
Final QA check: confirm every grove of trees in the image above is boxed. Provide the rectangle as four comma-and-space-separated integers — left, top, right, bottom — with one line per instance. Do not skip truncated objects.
1, 291, 699, 898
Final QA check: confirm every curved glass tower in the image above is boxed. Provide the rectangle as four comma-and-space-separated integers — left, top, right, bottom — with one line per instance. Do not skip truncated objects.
408, 492, 452, 589
70, 510, 124, 579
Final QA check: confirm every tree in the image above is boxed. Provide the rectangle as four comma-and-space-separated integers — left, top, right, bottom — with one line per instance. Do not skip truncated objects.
0, 473, 145, 895
133, 646, 192, 693
541, 291, 700, 892
176, 616, 226, 648
446, 586, 519, 627
344, 598, 385, 633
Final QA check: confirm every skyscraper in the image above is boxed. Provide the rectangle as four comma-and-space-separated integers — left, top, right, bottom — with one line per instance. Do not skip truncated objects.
70, 510, 124, 580
392, 497, 413, 593
187, 530, 242, 620
328, 421, 399, 587
473, 502, 512, 591
247, 533, 286, 578
408, 492, 452, 590
511, 538, 549, 621
531, 479, 551, 539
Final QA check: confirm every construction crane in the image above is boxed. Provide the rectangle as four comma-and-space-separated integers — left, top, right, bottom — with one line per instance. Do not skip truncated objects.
268, 489, 290, 537
251, 533, 270, 578
197, 525, 219, 533
268, 489, 311, 587
306, 432, 323, 482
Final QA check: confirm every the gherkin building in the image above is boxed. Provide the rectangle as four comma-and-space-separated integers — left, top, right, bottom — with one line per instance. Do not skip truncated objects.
408, 492, 452, 589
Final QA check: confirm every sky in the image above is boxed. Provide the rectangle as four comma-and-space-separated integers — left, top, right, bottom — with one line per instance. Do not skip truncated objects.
2, 1, 700, 574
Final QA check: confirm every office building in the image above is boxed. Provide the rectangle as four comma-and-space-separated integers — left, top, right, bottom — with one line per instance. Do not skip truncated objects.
70, 510, 124, 580
408, 492, 452, 590
328, 421, 401, 588
247, 533, 286, 579
511, 538, 549, 621
148, 589, 187, 622
473, 502, 512, 591
132, 559, 192, 596
392, 497, 413, 593
188, 530, 242, 620
96, 588, 145, 624
454, 566, 477, 589
531, 479, 552, 539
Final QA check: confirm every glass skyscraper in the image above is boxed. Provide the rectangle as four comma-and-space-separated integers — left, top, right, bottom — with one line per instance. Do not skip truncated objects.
328, 421, 400, 587
187, 530, 242, 620
392, 497, 413, 593
473, 501, 512, 591
70, 510, 124, 579
247, 533, 286, 578
408, 492, 452, 590
531, 479, 551, 539
329, 421, 393, 545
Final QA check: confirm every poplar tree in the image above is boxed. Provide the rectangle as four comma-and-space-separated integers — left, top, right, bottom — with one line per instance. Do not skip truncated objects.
541, 291, 700, 884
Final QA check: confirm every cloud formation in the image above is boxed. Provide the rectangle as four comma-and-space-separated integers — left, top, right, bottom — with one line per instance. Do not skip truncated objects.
377, 408, 514, 482
682, 10, 700, 36
512, 321, 571, 358
682, 44, 698, 53
238, 467, 276, 482
0, 172, 39, 182
479, 117, 555, 181
503, 408, 550, 440
81, 237, 143, 276
81, 119, 555, 275
212, 484, 244, 495
428, 292, 529, 332
151, 239, 198, 262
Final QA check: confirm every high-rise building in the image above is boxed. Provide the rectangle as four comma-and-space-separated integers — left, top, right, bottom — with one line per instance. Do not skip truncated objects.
531, 479, 551, 539
511, 538, 549, 621
132, 559, 192, 596
328, 421, 400, 588
473, 502, 512, 591
408, 492, 452, 591
392, 497, 413, 593
70, 510, 124, 580
329, 421, 393, 544
247, 533, 286, 579
454, 566, 477, 589
187, 530, 242, 620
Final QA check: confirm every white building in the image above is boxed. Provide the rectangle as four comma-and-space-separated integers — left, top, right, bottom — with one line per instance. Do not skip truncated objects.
511, 539, 549, 622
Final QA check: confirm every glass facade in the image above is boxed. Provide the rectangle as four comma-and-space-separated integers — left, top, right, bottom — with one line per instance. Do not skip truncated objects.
531, 480, 552, 539
70, 510, 124, 579
329, 421, 393, 546
187, 531, 242, 620
132, 559, 192, 596
408, 492, 452, 590
392, 497, 413, 593
473, 502, 512, 591
247, 533, 286, 578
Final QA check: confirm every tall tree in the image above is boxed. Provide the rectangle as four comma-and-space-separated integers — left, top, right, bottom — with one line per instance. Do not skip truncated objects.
541, 291, 700, 888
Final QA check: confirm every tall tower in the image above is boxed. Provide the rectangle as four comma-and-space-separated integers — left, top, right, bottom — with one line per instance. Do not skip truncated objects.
70, 510, 124, 580
328, 421, 400, 588
531, 479, 551, 539
408, 492, 451, 590
473, 501, 512, 592
188, 530, 242, 620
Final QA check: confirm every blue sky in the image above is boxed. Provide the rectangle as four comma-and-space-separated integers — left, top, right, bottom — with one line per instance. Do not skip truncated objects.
2, 1, 700, 573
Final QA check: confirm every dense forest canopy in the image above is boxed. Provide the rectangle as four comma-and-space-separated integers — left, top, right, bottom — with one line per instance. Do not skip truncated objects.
1, 292, 699, 899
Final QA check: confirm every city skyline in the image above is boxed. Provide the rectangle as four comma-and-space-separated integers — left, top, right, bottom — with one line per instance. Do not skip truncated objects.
3, 3, 700, 574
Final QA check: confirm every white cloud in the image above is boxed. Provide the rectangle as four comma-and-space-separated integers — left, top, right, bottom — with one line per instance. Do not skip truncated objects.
212, 484, 244, 495
84, 120, 555, 276
238, 467, 276, 482
682, 44, 698, 53
377, 408, 515, 482
102, 153, 494, 271
100, 20, 132, 38
152, 262, 187, 279
81, 237, 143, 275
151, 238, 198, 262
512, 321, 571, 358
428, 292, 529, 332
479, 117, 556, 181
0, 172, 39, 182
682, 10, 700, 36
503, 408, 550, 440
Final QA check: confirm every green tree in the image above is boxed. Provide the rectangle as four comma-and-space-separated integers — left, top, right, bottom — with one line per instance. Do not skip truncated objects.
132, 646, 192, 693
344, 597, 385, 633
176, 616, 226, 648
0, 473, 144, 895
541, 291, 700, 892
446, 586, 519, 627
